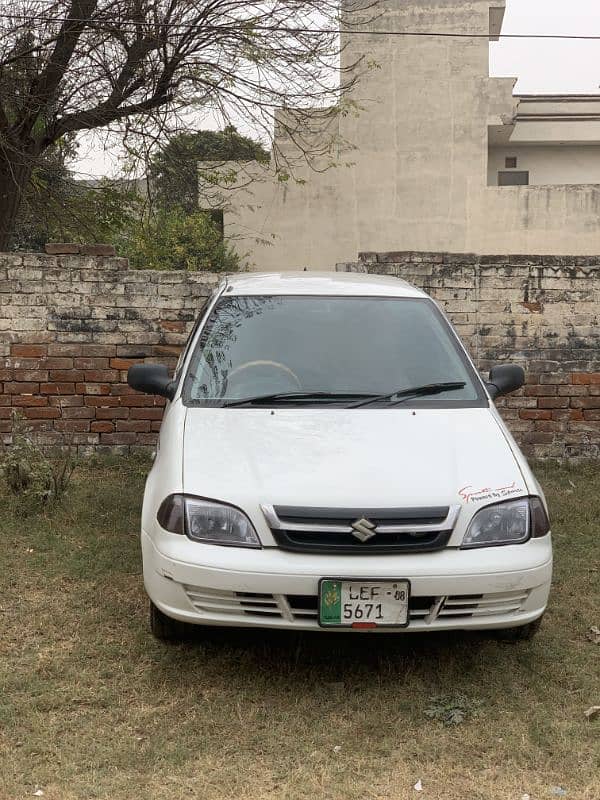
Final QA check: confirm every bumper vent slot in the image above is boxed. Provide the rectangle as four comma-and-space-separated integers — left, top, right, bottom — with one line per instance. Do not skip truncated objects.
182, 586, 530, 626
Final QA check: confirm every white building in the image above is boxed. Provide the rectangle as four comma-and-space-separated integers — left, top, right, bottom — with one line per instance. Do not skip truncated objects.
203, 1, 600, 270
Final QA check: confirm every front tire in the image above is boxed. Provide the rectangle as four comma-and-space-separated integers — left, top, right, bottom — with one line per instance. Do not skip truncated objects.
149, 601, 196, 642
496, 614, 544, 642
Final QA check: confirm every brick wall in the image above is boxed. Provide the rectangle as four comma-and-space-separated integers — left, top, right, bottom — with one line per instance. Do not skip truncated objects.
3, 250, 600, 458
337, 252, 600, 460
0, 253, 220, 454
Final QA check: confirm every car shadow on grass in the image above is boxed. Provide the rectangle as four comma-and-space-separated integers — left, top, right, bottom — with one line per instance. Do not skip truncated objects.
151, 623, 521, 680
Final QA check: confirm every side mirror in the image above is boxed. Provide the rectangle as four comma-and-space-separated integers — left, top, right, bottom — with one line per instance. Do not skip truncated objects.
487, 364, 525, 399
127, 363, 176, 400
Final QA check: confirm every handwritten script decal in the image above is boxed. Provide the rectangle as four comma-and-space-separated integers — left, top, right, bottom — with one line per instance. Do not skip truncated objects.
458, 481, 523, 504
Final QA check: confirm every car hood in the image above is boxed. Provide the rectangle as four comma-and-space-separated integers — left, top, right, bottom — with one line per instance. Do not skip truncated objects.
182, 407, 528, 511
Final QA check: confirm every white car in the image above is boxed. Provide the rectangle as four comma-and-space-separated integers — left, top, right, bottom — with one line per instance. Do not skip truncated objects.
128, 272, 552, 642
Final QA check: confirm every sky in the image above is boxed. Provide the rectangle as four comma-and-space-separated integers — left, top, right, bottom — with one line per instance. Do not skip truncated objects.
490, 0, 600, 93
73, 0, 600, 177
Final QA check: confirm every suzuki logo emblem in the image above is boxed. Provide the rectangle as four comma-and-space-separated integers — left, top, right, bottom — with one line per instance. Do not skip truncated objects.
351, 517, 377, 543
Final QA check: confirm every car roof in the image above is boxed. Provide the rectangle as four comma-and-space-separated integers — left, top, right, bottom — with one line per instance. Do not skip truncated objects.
221, 271, 428, 299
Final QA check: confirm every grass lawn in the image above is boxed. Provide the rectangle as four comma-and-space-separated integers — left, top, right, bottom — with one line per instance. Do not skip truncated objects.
0, 459, 598, 800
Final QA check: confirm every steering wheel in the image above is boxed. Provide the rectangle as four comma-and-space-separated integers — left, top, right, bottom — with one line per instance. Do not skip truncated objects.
226, 360, 302, 393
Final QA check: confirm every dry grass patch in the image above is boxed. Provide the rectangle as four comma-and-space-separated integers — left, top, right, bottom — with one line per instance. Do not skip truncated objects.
0, 459, 598, 800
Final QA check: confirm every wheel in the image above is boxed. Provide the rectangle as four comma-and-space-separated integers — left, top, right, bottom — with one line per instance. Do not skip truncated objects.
149, 600, 195, 642
495, 614, 544, 642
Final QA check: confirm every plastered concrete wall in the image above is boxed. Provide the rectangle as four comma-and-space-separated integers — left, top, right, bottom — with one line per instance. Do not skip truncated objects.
215, 0, 600, 271
0, 253, 220, 454
338, 251, 600, 460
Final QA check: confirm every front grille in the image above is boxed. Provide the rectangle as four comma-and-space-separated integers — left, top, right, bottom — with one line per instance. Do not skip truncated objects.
271, 528, 452, 553
261, 504, 460, 554
182, 585, 530, 625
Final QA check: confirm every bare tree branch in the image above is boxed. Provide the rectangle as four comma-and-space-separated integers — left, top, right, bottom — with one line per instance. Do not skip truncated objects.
0, 0, 378, 248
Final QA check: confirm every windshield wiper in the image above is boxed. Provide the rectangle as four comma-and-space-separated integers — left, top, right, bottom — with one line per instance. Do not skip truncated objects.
222, 391, 378, 408
348, 382, 467, 409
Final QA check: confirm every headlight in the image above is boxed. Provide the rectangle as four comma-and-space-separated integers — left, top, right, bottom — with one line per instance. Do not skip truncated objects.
461, 497, 550, 549
157, 495, 261, 548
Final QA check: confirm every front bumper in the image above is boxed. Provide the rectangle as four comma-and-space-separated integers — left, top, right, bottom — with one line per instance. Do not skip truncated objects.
142, 528, 553, 632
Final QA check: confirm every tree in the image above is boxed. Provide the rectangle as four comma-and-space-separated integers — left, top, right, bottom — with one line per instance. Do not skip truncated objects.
149, 127, 269, 215
0, 0, 375, 250
120, 207, 240, 272
12, 150, 139, 250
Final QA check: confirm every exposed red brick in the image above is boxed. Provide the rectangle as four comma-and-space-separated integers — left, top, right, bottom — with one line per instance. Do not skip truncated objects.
55, 419, 90, 433
4, 382, 40, 394
40, 382, 75, 395
535, 420, 564, 432
519, 409, 553, 421
160, 320, 185, 333
136, 433, 159, 445
570, 409, 584, 421
110, 357, 139, 370
84, 369, 119, 382
520, 301, 543, 313
91, 421, 114, 433
570, 398, 600, 410
10, 344, 47, 358
74, 357, 109, 370
153, 345, 183, 357
80, 344, 116, 357
524, 385, 557, 397
12, 370, 48, 382
84, 396, 121, 407
23, 407, 61, 419
76, 382, 111, 395
48, 344, 83, 357
116, 419, 151, 433
151, 421, 162, 432
11, 396, 48, 407
62, 406, 95, 419
538, 397, 569, 409
571, 373, 600, 385
45, 357, 74, 369
130, 407, 164, 420
49, 369, 85, 382
110, 383, 136, 396
95, 407, 129, 420
120, 395, 163, 407
49, 395, 83, 407
99, 432, 137, 445
0, 369, 13, 381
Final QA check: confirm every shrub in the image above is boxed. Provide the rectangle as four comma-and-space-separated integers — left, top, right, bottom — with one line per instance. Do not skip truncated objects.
0, 411, 77, 512
120, 208, 241, 272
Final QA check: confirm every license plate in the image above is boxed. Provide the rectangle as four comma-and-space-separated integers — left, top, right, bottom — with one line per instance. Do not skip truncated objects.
318, 579, 410, 628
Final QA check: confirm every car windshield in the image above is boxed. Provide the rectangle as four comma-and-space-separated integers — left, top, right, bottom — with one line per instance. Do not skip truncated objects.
182, 295, 485, 407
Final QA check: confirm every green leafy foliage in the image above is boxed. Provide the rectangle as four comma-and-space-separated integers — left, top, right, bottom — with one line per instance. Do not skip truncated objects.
10, 144, 140, 251
0, 411, 77, 513
120, 208, 240, 272
149, 127, 269, 214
